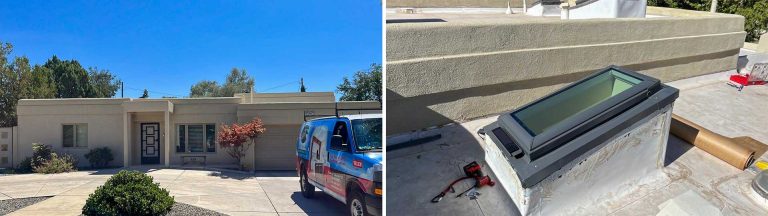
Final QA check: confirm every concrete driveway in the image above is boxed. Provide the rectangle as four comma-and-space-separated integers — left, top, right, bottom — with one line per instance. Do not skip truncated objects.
0, 167, 346, 215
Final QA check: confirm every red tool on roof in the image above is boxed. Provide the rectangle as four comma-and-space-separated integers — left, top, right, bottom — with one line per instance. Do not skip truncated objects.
729, 55, 768, 90
431, 161, 495, 203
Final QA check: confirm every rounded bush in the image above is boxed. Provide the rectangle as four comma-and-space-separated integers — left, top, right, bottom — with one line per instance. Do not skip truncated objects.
82, 170, 174, 216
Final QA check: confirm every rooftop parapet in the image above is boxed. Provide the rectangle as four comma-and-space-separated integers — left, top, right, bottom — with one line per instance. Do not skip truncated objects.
386, 6, 745, 134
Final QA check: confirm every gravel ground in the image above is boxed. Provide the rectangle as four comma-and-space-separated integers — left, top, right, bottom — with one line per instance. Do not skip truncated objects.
167, 202, 228, 216
0, 196, 52, 215
0, 197, 223, 216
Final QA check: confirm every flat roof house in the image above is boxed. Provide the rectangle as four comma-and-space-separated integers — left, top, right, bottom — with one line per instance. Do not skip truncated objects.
4, 92, 380, 171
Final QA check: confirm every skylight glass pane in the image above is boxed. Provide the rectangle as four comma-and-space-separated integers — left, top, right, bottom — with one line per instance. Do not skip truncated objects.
512, 69, 642, 135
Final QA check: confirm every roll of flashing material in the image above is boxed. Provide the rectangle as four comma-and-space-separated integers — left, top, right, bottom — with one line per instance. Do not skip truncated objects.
670, 114, 758, 170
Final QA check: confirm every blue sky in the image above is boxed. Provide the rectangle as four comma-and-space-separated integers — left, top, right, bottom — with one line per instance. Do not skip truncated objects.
0, 1, 382, 98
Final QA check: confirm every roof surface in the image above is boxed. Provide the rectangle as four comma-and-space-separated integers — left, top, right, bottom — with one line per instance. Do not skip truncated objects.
386, 69, 768, 215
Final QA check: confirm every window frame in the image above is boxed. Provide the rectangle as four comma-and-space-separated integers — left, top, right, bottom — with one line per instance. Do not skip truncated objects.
176, 123, 217, 154
62, 124, 88, 148
494, 65, 660, 161
330, 121, 351, 152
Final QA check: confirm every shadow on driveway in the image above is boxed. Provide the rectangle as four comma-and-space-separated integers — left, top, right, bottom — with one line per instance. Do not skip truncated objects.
82, 166, 297, 180
290, 192, 346, 215
80, 166, 161, 175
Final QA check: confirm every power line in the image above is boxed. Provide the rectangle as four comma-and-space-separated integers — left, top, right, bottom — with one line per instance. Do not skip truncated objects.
123, 86, 184, 98
258, 80, 300, 92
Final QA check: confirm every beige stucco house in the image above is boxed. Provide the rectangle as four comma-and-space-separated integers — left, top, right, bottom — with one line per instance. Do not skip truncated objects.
1, 92, 379, 171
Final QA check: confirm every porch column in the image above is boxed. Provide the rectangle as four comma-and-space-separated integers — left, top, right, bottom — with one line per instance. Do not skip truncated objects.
123, 112, 131, 167
164, 110, 170, 167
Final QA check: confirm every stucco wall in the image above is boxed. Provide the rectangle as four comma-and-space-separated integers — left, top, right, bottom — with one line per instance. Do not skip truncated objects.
16, 99, 129, 167
236, 92, 335, 104
15, 97, 380, 171
169, 102, 240, 167
386, 7, 745, 134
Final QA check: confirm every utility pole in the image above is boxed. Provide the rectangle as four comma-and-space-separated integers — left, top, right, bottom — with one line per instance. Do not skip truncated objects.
121, 81, 124, 98
710, 0, 718, 13
300, 78, 307, 92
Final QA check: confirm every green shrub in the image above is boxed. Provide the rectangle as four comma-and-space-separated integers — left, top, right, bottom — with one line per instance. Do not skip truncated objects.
33, 153, 77, 174
16, 157, 33, 173
82, 170, 174, 216
59, 153, 78, 167
31, 143, 53, 168
649, 0, 768, 42
85, 147, 114, 168
1, 168, 16, 174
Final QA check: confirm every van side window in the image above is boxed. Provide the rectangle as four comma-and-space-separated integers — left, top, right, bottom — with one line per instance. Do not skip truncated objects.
300, 124, 309, 143
332, 121, 349, 151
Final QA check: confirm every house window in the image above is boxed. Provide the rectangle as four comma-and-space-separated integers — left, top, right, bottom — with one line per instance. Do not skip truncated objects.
177, 124, 215, 153
1, 144, 7, 151
63, 124, 87, 147
1, 132, 7, 139
177, 126, 186, 152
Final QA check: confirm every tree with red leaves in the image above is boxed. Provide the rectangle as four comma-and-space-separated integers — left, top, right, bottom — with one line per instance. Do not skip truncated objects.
217, 118, 266, 170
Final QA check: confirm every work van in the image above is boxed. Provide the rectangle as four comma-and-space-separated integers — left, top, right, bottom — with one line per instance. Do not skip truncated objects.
296, 113, 382, 216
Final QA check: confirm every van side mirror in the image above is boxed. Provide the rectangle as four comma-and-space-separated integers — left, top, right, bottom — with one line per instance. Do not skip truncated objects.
331, 135, 348, 151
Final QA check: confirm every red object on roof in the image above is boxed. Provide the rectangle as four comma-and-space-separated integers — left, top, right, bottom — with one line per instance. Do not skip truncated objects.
730, 74, 767, 87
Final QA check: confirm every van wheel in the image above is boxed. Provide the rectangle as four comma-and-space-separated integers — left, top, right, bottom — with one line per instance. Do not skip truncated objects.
347, 189, 369, 216
300, 167, 315, 198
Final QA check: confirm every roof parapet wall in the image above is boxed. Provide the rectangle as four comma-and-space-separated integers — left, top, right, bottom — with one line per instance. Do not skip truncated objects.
386, 6, 746, 134
17, 98, 131, 106
235, 92, 335, 104
387, 0, 527, 8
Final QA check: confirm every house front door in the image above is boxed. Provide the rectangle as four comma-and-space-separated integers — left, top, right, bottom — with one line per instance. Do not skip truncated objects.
141, 123, 160, 164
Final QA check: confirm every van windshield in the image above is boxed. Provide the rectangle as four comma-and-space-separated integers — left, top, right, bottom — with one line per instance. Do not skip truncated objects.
351, 118, 382, 151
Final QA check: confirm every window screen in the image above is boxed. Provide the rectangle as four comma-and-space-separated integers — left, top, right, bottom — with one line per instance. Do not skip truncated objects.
177, 124, 215, 153
177, 125, 186, 152
63, 125, 74, 147
63, 124, 87, 147
206, 124, 216, 152
188, 125, 204, 152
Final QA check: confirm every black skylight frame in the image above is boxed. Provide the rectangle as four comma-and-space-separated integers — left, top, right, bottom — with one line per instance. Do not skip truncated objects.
497, 65, 660, 161
483, 65, 678, 188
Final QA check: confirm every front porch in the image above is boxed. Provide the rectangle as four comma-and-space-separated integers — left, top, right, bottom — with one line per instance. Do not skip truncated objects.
122, 100, 173, 167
